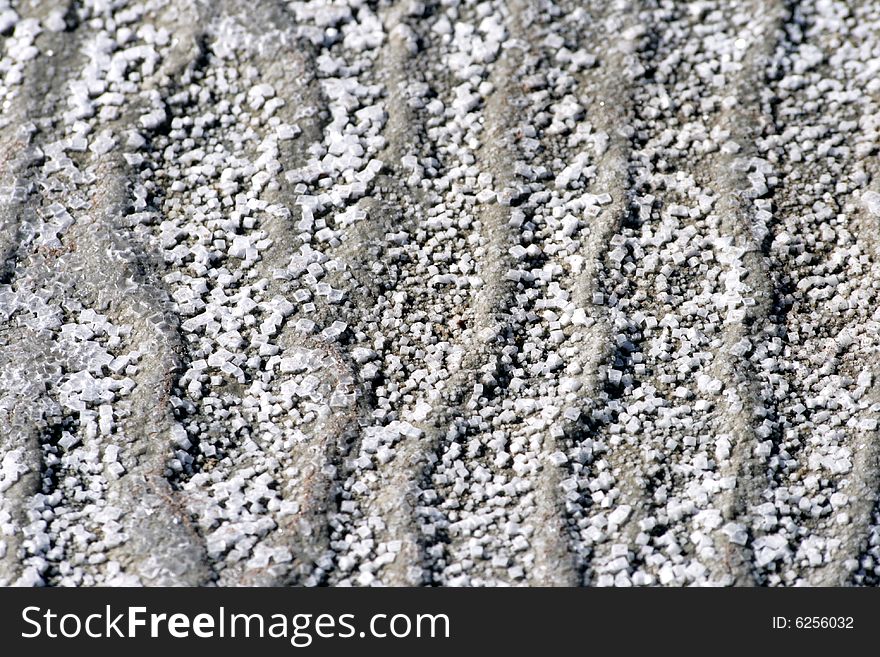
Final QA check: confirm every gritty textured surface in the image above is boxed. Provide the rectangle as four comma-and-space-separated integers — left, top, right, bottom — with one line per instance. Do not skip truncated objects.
2, 0, 880, 587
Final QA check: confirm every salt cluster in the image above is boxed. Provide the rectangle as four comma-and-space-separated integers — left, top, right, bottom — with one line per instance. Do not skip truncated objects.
2, 0, 880, 588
